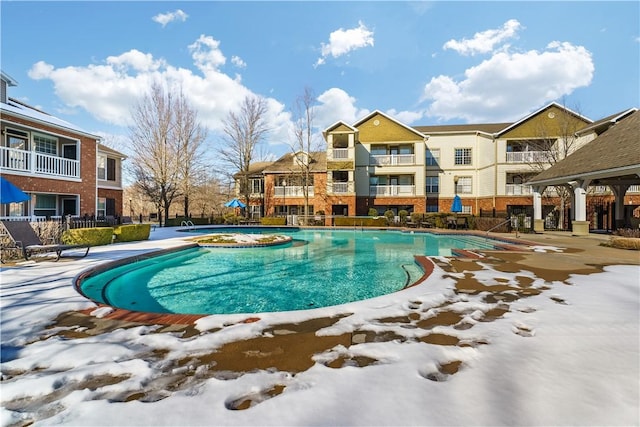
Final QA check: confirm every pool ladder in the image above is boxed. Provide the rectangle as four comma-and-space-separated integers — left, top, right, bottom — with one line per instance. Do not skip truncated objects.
181, 220, 195, 231
486, 216, 518, 238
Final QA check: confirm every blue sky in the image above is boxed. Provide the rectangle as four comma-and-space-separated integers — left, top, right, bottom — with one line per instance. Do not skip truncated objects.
2, 1, 639, 160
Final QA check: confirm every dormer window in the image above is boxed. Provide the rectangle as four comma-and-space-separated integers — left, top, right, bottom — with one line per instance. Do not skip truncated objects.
294, 151, 309, 167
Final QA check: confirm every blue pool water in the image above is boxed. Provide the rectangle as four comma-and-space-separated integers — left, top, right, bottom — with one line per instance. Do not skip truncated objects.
79, 229, 503, 315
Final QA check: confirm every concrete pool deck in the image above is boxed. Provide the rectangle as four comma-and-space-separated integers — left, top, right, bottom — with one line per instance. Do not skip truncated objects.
2, 226, 639, 420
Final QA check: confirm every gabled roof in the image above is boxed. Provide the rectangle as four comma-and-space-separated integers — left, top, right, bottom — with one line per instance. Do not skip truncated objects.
323, 120, 358, 137
98, 143, 127, 159
1, 71, 18, 87
262, 151, 327, 173
529, 110, 640, 185
1, 97, 100, 140
353, 110, 426, 139
576, 108, 638, 136
496, 102, 592, 137
414, 122, 511, 135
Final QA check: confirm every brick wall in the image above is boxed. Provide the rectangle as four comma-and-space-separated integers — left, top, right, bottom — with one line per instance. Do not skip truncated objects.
2, 114, 100, 215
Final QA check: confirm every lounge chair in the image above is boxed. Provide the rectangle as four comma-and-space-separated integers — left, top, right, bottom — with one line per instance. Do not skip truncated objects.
1, 220, 90, 261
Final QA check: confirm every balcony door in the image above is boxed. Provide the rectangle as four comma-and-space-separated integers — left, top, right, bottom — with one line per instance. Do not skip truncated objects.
62, 144, 77, 160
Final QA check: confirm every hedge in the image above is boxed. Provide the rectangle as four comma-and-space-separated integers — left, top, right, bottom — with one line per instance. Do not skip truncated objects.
61, 227, 114, 246
334, 217, 388, 227
114, 224, 151, 242
260, 217, 287, 226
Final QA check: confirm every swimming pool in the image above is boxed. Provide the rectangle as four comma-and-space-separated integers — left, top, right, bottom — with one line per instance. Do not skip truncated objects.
78, 228, 505, 316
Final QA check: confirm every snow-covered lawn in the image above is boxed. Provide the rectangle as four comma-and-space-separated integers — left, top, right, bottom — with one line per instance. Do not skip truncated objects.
1, 229, 638, 426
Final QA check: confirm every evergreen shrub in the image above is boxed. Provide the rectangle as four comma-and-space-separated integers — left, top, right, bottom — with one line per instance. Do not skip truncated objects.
113, 224, 151, 242
62, 227, 114, 246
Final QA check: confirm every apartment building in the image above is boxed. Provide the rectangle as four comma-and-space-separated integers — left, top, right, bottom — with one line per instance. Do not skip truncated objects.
0, 70, 126, 220
244, 102, 638, 230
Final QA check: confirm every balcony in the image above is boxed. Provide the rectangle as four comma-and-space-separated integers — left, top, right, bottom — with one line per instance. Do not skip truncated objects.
329, 181, 354, 194
330, 148, 349, 160
370, 185, 415, 196
506, 184, 533, 195
274, 186, 314, 197
506, 151, 555, 163
370, 154, 415, 166
1, 146, 80, 179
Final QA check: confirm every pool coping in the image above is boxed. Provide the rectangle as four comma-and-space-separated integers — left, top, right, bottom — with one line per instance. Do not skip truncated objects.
73, 230, 539, 326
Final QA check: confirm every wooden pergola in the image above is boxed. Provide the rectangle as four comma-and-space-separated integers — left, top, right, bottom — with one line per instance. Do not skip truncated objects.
528, 109, 640, 235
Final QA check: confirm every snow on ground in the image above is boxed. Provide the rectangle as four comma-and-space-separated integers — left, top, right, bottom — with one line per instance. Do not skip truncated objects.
1, 227, 638, 426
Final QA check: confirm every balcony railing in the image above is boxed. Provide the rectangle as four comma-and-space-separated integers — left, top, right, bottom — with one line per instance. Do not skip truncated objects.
370, 154, 415, 166
330, 148, 349, 160
506, 151, 555, 163
370, 185, 415, 196
329, 181, 354, 194
1, 146, 80, 179
505, 184, 533, 195
274, 186, 314, 197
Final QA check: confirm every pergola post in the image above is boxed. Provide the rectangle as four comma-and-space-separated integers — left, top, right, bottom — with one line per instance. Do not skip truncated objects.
532, 186, 545, 233
569, 179, 591, 235
610, 184, 630, 229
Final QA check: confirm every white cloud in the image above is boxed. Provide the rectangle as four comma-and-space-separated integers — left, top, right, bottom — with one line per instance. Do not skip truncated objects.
231, 55, 246, 69
386, 109, 425, 125
314, 88, 370, 127
443, 19, 522, 56
315, 21, 374, 67
106, 50, 165, 72
188, 35, 226, 73
422, 41, 594, 122
152, 9, 188, 27
26, 35, 287, 149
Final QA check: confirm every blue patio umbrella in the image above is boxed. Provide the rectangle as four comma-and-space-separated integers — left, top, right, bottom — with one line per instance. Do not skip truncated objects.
451, 194, 462, 213
0, 177, 30, 204
224, 198, 246, 208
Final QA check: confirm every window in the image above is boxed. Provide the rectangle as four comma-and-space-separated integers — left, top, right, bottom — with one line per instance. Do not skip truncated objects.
426, 148, 440, 166
454, 148, 472, 165
426, 176, 439, 193
249, 205, 261, 219
5, 128, 28, 149
250, 178, 263, 194
97, 155, 106, 180
98, 155, 116, 181
426, 204, 439, 213
97, 197, 106, 217
33, 134, 57, 155
456, 176, 472, 194
34, 194, 57, 217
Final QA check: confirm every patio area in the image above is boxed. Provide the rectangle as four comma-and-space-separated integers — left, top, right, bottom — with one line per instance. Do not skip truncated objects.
1, 227, 638, 426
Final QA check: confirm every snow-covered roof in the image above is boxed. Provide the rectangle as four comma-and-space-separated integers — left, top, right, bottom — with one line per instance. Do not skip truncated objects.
1, 98, 100, 140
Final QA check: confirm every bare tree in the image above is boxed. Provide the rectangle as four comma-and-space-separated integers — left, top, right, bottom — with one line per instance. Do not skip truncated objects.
525, 100, 589, 229
219, 95, 269, 215
289, 87, 326, 219
129, 83, 206, 225
173, 89, 208, 217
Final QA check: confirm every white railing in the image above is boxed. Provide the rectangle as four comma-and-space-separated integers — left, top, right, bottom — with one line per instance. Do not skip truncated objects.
0, 216, 48, 222
1, 146, 80, 179
330, 182, 353, 194
506, 151, 555, 163
274, 186, 314, 197
370, 185, 415, 196
629, 185, 640, 193
505, 184, 533, 195
331, 148, 349, 160
370, 154, 415, 166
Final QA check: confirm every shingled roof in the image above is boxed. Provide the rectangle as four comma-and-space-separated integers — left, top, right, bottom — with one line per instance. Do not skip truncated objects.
262, 152, 327, 173
529, 110, 640, 185
413, 122, 511, 135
